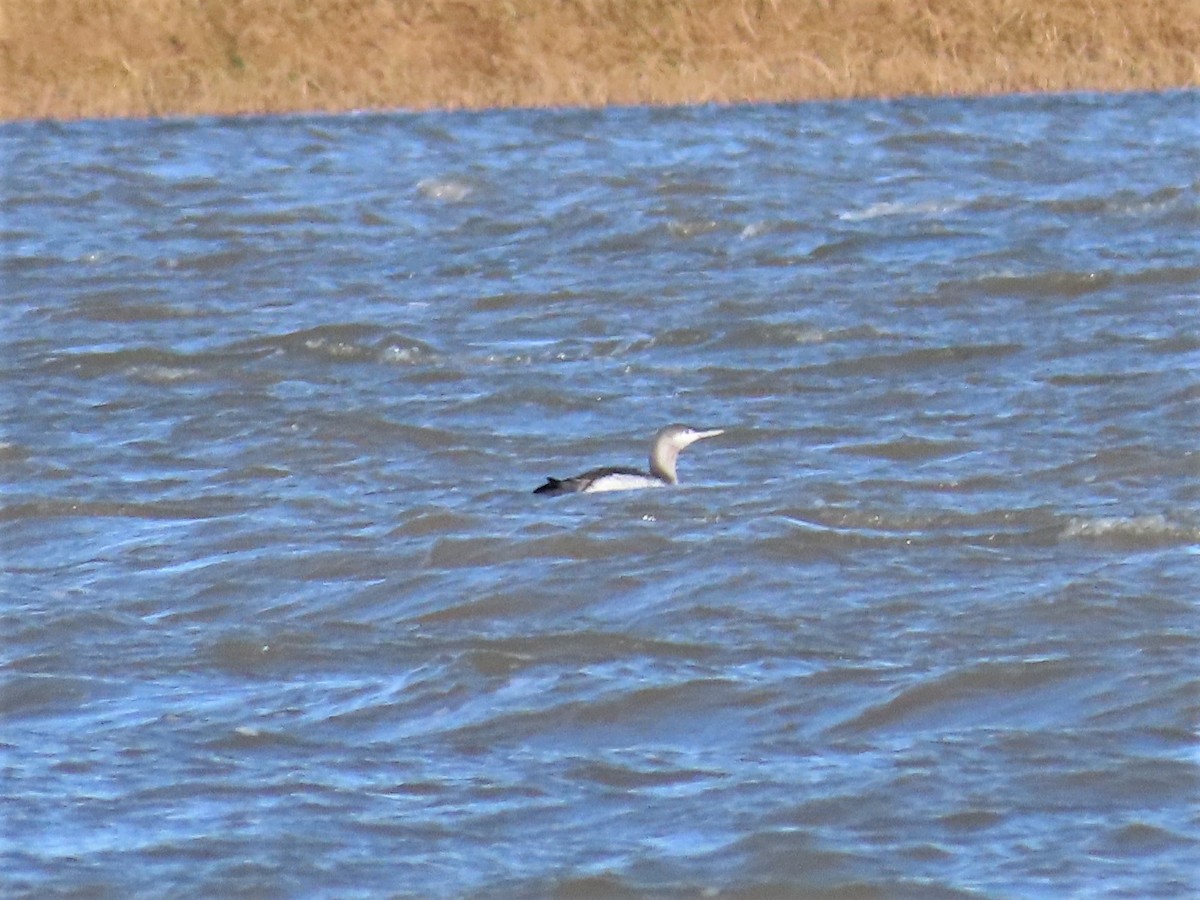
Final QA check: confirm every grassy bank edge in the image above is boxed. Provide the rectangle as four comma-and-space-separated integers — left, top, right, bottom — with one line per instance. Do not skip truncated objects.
2, 0, 1197, 121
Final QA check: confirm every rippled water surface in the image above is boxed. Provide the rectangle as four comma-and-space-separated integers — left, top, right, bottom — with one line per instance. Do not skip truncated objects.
3, 92, 1199, 897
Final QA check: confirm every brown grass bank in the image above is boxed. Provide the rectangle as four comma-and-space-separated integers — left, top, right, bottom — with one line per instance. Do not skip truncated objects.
2, 0, 1198, 120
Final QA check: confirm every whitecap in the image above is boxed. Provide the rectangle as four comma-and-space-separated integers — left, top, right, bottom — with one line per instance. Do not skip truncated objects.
1061, 514, 1199, 545
838, 199, 966, 221
416, 178, 472, 202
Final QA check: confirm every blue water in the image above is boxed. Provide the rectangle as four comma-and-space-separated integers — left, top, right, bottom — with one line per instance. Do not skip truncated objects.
3, 91, 1199, 897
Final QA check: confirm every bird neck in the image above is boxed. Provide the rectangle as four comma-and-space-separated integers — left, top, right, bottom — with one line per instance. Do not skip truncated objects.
649, 446, 678, 484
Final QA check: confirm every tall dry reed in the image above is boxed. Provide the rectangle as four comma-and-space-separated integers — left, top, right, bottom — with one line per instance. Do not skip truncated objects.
2, 0, 1197, 120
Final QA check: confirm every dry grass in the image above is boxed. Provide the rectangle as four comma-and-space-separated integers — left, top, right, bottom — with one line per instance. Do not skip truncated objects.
1, 0, 1197, 120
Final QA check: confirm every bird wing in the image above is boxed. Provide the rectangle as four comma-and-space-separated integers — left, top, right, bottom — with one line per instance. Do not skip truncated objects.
533, 466, 647, 495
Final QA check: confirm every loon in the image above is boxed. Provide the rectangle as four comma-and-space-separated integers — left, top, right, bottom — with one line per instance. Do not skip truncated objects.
533, 424, 725, 496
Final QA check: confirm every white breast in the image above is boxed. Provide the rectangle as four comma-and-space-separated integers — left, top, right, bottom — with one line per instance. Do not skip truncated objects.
582, 473, 666, 493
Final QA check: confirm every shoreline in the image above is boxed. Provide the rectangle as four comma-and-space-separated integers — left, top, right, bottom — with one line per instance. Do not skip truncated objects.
3, 1, 1197, 122
15, 86, 1194, 129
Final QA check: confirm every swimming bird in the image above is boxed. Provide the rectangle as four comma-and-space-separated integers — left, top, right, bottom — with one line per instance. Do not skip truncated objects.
533, 424, 725, 495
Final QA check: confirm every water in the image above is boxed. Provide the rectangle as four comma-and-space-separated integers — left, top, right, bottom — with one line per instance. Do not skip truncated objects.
3, 91, 1198, 897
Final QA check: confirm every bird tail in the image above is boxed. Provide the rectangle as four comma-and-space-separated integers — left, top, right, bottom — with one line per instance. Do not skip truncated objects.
533, 477, 563, 495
